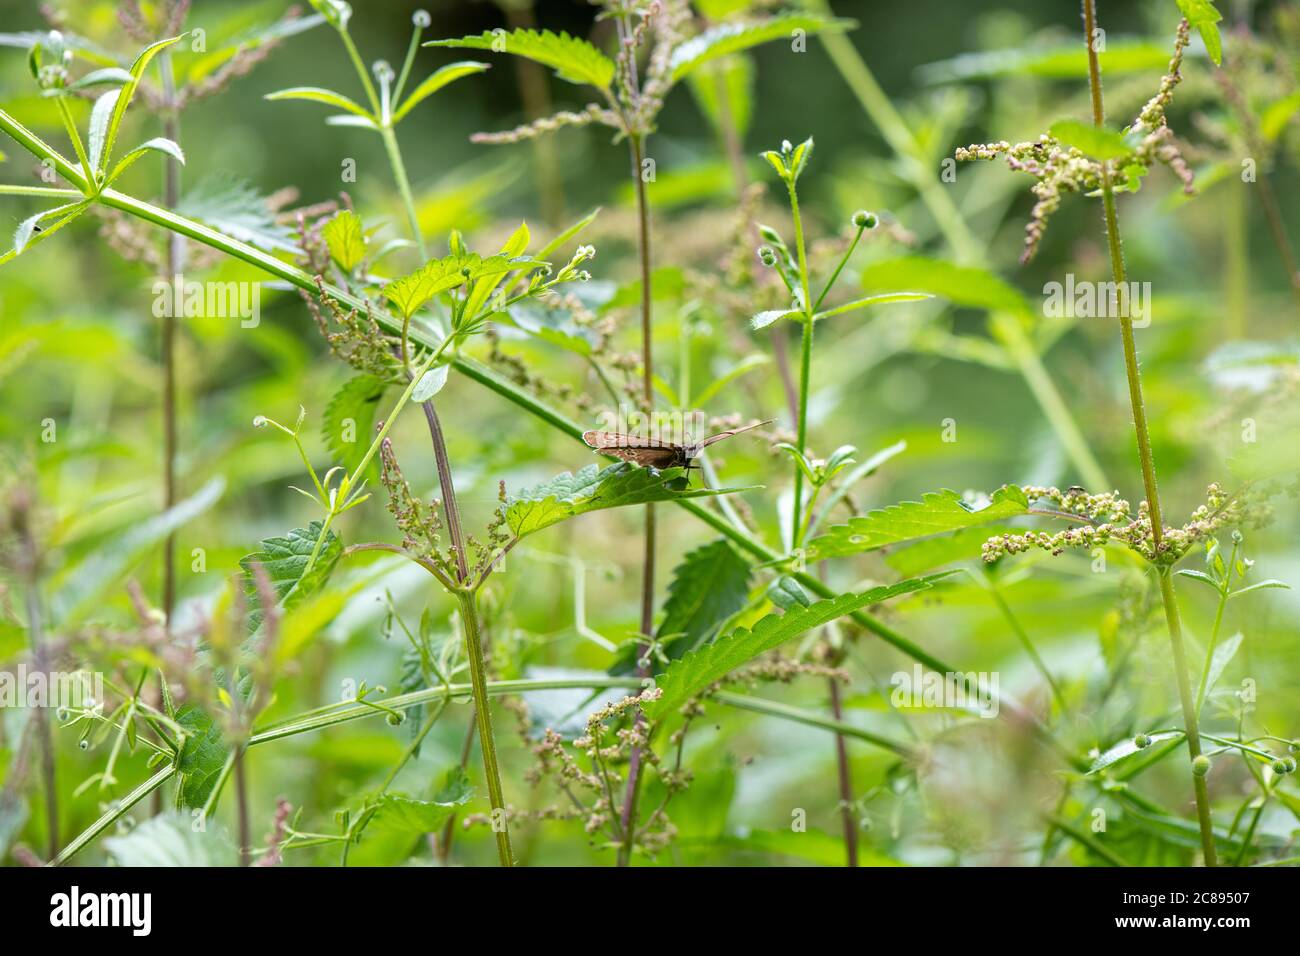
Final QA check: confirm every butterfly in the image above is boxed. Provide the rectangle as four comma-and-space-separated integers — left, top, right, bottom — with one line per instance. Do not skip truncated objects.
582, 419, 773, 477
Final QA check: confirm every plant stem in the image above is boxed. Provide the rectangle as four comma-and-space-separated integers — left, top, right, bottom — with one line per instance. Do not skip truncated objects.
380, 125, 426, 260
1082, 0, 1216, 867
455, 588, 513, 866
986, 574, 1064, 709
1194, 550, 1234, 717
18, 513, 57, 857
787, 176, 814, 549
618, 131, 658, 867
827, 676, 858, 866
233, 749, 250, 866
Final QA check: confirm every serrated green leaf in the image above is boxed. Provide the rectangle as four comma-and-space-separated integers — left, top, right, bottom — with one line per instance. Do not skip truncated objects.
656, 540, 752, 660
366, 770, 472, 834
322, 374, 386, 478
176, 174, 297, 253
804, 486, 1030, 563
382, 254, 486, 319
426, 29, 615, 89
669, 15, 855, 84
174, 705, 228, 810
393, 61, 490, 123
238, 520, 342, 633
1089, 730, 1185, 774
264, 85, 372, 119
322, 209, 366, 271
506, 463, 756, 539
643, 574, 950, 718
104, 811, 238, 866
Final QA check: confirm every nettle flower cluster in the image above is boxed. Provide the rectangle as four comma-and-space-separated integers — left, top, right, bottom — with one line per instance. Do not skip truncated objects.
957, 18, 1195, 263
982, 482, 1277, 566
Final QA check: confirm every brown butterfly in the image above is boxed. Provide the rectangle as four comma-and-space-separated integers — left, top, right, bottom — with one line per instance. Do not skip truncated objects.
583, 419, 774, 477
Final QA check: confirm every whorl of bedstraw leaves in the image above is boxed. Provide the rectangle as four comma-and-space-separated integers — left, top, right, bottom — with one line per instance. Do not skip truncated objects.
956, 19, 1195, 263
981, 482, 1280, 566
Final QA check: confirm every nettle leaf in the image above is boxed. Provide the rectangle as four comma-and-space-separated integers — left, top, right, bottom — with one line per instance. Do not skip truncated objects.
427, 29, 614, 89
668, 14, 855, 84
104, 811, 238, 866
174, 704, 228, 809
394, 60, 490, 123
322, 209, 367, 272
322, 374, 386, 478
238, 520, 343, 634
804, 486, 1030, 563
52, 476, 225, 625
656, 540, 752, 660
643, 574, 950, 719
1089, 730, 1185, 774
177, 174, 297, 253
1176, 0, 1223, 66
366, 770, 472, 834
1048, 118, 1131, 160
264, 85, 373, 119
506, 463, 756, 539
383, 255, 475, 319
861, 257, 1031, 315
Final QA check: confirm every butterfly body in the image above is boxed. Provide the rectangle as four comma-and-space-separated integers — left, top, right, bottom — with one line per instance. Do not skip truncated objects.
582, 419, 772, 478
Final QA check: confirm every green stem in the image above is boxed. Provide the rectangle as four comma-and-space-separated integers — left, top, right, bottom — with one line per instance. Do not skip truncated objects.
1082, 0, 1215, 868
1194, 572, 1232, 718
456, 589, 513, 867
787, 177, 814, 550
986, 575, 1064, 708
51, 765, 176, 866
379, 124, 426, 260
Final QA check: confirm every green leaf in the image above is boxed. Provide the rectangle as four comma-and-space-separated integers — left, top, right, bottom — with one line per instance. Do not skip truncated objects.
1048, 118, 1131, 160
322, 373, 386, 478
411, 364, 449, 402
366, 770, 472, 834
919, 40, 1182, 84
536, 207, 600, 260
238, 520, 343, 634
393, 61, 490, 123
264, 85, 373, 119
1089, 730, 1185, 774
668, 15, 855, 84
107, 137, 184, 182
804, 486, 1030, 563
751, 308, 801, 330
885, 525, 1022, 575
87, 88, 120, 172
322, 209, 366, 272
176, 174, 297, 253
643, 574, 950, 719
104, 812, 238, 866
1175, 568, 1221, 591
656, 540, 752, 660
426, 29, 616, 90
766, 575, 811, 610
308, 0, 351, 30
1229, 580, 1291, 598
100, 34, 186, 175
383, 255, 477, 319
505, 463, 756, 539
815, 291, 932, 321
860, 257, 1032, 314
1176, 0, 1223, 66
52, 476, 225, 625
692, 353, 770, 407
66, 67, 133, 91
174, 704, 227, 809
1201, 632, 1243, 700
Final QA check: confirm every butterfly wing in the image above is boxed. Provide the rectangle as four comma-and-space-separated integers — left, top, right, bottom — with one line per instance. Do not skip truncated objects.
583, 431, 684, 469
697, 418, 775, 448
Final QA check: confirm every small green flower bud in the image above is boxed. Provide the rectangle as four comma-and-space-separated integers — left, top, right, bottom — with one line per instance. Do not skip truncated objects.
386, 712, 404, 726
1271, 757, 1290, 774
852, 210, 878, 229
413, 9, 431, 27
1134, 733, 1152, 749
78, 739, 89, 751
1191, 754, 1211, 776
1231, 529, 1243, 544
757, 245, 777, 266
